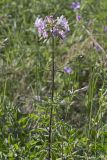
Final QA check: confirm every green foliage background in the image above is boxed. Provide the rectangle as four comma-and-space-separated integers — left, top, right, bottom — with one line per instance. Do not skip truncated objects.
0, 0, 107, 159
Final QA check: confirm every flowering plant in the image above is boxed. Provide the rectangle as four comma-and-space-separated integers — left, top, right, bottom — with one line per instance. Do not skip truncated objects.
35, 14, 70, 160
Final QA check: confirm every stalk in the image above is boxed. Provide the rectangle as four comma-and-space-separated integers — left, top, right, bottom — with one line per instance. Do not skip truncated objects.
48, 37, 55, 160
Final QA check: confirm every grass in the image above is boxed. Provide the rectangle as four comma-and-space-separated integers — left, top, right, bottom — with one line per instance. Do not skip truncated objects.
0, 0, 107, 159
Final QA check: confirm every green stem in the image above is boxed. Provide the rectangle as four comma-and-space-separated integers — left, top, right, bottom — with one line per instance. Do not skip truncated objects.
48, 37, 55, 160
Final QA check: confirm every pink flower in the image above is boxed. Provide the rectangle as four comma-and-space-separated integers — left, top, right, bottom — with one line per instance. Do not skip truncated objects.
76, 15, 81, 21
57, 15, 70, 32
104, 26, 107, 32
70, 2, 80, 10
64, 67, 72, 74
35, 17, 48, 38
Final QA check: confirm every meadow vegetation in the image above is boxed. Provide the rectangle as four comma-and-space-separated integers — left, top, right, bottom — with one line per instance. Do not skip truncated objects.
0, 0, 107, 159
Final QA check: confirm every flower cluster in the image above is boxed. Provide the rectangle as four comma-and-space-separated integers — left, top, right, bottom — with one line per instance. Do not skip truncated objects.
34, 15, 70, 39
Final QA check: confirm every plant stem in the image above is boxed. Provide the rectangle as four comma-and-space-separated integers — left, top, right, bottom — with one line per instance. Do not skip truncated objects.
48, 37, 55, 160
